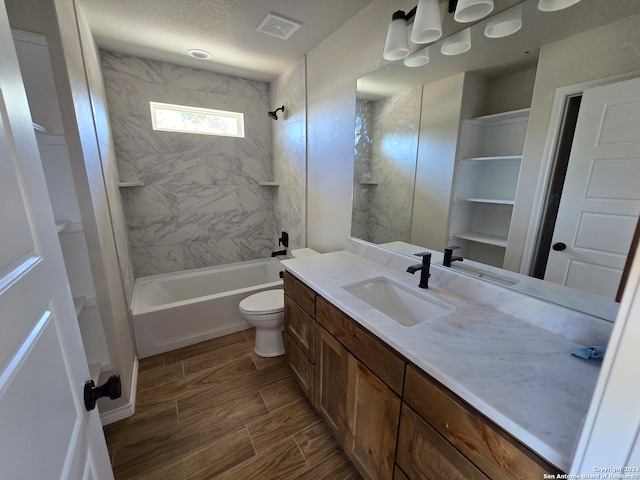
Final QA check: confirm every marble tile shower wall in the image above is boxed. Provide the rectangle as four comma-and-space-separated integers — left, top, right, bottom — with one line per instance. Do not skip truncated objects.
270, 57, 307, 251
352, 98, 374, 241
352, 87, 422, 244
101, 51, 275, 277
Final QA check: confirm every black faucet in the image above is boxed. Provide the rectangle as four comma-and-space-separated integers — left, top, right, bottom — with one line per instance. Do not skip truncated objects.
278, 231, 289, 248
406, 252, 431, 289
271, 249, 287, 257
443, 245, 463, 267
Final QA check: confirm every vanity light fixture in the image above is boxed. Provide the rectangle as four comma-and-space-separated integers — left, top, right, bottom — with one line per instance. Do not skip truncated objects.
383, 11, 411, 61
404, 46, 430, 67
441, 27, 471, 55
537, 0, 582, 12
383, 0, 487, 62
454, 0, 494, 23
383, 0, 443, 61
484, 4, 522, 38
411, 0, 443, 44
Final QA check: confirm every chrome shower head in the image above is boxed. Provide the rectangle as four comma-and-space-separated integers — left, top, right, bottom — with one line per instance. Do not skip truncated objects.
268, 105, 285, 120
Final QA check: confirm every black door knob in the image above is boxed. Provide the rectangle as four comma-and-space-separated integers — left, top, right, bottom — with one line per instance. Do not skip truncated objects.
552, 242, 567, 251
84, 374, 121, 411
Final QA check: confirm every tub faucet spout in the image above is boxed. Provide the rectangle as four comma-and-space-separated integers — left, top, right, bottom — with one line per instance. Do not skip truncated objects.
271, 249, 287, 257
407, 252, 431, 289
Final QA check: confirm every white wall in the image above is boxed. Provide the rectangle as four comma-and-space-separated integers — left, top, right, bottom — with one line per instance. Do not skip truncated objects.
411, 73, 466, 251
484, 67, 537, 115
305, 0, 415, 252
271, 57, 307, 251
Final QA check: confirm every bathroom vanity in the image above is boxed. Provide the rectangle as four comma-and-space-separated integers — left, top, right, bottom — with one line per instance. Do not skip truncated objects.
282, 244, 610, 479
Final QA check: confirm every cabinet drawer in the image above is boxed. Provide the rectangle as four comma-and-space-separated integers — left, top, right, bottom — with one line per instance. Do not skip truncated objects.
316, 297, 406, 395
284, 271, 316, 317
397, 403, 489, 480
284, 333, 314, 401
403, 365, 559, 479
284, 294, 314, 360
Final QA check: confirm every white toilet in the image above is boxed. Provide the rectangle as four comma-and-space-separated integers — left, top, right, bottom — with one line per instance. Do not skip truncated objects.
239, 289, 285, 357
239, 248, 319, 357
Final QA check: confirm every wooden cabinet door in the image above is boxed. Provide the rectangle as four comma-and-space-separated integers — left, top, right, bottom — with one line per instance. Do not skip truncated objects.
397, 404, 489, 480
314, 324, 348, 447
403, 366, 558, 479
345, 355, 401, 480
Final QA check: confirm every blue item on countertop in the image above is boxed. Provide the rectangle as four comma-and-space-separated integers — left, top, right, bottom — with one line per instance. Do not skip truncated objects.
571, 346, 606, 360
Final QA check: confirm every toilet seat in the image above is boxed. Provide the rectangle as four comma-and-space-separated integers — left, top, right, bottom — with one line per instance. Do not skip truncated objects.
239, 289, 284, 315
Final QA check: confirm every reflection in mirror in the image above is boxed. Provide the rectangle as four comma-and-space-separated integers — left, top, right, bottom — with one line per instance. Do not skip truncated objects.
352, 87, 422, 244
351, 0, 640, 322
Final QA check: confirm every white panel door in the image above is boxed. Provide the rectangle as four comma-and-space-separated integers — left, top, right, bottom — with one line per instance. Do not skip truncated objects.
544, 76, 640, 298
0, 2, 113, 479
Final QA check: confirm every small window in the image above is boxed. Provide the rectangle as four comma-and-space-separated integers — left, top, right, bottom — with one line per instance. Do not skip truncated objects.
150, 102, 244, 138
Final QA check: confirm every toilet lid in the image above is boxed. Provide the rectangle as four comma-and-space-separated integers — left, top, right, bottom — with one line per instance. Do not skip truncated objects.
240, 289, 284, 314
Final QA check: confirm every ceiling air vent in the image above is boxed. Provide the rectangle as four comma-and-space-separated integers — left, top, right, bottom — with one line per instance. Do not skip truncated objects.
256, 13, 301, 40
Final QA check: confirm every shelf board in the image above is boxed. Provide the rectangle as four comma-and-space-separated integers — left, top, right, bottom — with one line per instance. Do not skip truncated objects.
57, 223, 83, 233
118, 181, 145, 187
55, 220, 71, 233
73, 296, 88, 317
359, 181, 379, 185
32, 122, 47, 133
258, 182, 280, 186
465, 108, 530, 126
452, 231, 508, 248
459, 155, 522, 163
36, 133, 66, 145
458, 198, 515, 205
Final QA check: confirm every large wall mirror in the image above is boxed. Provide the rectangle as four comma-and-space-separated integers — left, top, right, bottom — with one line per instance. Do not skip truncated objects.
352, 0, 640, 322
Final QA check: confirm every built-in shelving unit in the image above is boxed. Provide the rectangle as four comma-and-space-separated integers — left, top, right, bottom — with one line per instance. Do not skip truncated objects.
15, 29, 111, 386
449, 108, 530, 267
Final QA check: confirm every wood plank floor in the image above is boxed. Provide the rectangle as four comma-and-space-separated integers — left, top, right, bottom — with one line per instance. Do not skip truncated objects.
104, 329, 361, 480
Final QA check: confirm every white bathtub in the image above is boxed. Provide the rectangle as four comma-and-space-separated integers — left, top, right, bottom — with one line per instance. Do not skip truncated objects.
131, 258, 283, 358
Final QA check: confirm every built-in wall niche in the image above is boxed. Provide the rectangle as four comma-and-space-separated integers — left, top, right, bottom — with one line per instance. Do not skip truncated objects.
13, 29, 110, 383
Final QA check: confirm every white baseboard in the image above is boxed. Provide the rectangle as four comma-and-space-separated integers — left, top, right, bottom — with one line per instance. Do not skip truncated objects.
100, 357, 138, 426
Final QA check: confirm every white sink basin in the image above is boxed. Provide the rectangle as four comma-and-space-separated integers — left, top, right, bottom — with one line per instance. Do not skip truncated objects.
342, 276, 454, 327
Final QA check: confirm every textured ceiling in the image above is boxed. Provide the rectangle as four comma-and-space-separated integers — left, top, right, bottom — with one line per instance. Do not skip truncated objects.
78, 0, 379, 82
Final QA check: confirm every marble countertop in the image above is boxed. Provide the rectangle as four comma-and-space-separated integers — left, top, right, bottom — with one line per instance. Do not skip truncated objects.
379, 241, 619, 321
282, 249, 604, 472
